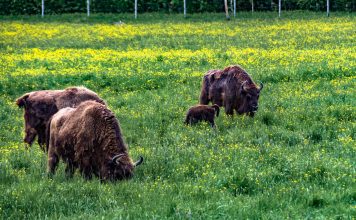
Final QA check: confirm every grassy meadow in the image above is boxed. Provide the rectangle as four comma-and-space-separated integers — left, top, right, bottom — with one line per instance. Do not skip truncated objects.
0, 12, 355, 219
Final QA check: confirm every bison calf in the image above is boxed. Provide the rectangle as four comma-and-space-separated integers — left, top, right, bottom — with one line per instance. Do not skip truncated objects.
185, 104, 220, 127
47, 100, 143, 181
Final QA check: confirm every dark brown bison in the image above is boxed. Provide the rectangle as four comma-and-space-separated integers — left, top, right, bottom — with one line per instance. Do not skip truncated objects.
47, 100, 143, 181
16, 87, 105, 151
185, 104, 220, 127
200, 65, 263, 117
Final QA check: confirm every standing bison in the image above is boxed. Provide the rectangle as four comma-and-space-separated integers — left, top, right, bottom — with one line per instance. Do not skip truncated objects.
200, 65, 263, 117
47, 100, 143, 181
16, 87, 105, 151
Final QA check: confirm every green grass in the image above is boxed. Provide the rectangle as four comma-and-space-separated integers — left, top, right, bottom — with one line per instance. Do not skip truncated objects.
0, 12, 355, 219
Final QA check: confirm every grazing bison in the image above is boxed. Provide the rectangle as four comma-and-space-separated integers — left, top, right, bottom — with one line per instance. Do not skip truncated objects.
185, 104, 220, 127
200, 65, 263, 117
47, 100, 143, 181
16, 87, 105, 151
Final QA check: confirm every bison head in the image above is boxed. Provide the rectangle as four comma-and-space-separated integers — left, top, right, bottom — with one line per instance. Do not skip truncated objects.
108, 154, 143, 180
16, 93, 58, 147
237, 82, 263, 117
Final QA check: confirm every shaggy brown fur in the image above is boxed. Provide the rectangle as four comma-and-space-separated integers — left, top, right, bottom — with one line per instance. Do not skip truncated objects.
185, 104, 220, 127
199, 65, 263, 117
16, 87, 105, 151
47, 100, 143, 181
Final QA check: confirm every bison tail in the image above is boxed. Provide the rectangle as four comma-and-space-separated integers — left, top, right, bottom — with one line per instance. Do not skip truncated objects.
199, 92, 209, 105
199, 75, 210, 105
16, 94, 30, 108
212, 104, 220, 117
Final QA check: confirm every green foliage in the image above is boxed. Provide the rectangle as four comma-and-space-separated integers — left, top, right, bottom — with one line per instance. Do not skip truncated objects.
0, 12, 355, 219
0, 0, 354, 15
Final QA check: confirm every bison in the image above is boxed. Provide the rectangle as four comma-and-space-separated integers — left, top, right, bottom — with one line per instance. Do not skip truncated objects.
16, 87, 105, 151
200, 65, 263, 117
47, 100, 143, 181
185, 104, 220, 127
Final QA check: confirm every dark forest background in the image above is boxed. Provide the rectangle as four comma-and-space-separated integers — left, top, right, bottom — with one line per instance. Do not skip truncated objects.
0, 0, 354, 15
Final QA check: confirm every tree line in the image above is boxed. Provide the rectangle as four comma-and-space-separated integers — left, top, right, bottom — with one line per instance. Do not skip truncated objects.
0, 0, 354, 15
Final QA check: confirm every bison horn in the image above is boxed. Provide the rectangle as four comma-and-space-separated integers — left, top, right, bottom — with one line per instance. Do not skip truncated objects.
112, 153, 126, 165
259, 82, 264, 91
134, 156, 144, 167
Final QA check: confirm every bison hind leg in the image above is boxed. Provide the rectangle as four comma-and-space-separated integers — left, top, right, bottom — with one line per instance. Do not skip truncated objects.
65, 162, 75, 179
47, 153, 59, 178
208, 118, 216, 128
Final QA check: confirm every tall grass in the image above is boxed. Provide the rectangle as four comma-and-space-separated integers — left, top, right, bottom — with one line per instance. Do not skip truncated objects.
0, 12, 355, 219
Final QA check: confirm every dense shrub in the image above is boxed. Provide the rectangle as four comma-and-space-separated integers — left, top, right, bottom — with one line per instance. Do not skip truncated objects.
0, 0, 354, 15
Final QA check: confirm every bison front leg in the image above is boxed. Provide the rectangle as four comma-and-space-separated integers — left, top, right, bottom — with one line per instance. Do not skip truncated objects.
189, 117, 198, 126
225, 102, 234, 116
184, 115, 191, 125
24, 127, 37, 148
79, 157, 93, 180
81, 168, 92, 180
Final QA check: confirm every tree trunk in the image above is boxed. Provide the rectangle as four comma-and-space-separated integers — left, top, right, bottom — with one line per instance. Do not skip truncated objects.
326, 0, 330, 17
278, 0, 281, 17
183, 0, 186, 18
224, 0, 230, 20
87, 0, 90, 17
135, 0, 138, 19
41, 0, 44, 17
251, 0, 254, 12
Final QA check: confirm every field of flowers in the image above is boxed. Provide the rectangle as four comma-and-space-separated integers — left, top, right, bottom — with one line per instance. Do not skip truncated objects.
0, 12, 355, 219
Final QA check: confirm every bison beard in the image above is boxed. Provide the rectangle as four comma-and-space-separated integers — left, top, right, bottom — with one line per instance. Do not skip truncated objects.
47, 101, 143, 181
199, 65, 263, 117
15, 87, 105, 151
185, 104, 220, 127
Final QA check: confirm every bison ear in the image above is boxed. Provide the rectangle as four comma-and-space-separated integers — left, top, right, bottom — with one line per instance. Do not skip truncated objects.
16, 94, 30, 108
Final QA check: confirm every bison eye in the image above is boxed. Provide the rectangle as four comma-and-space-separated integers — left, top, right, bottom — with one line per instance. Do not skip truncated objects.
246, 95, 251, 100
